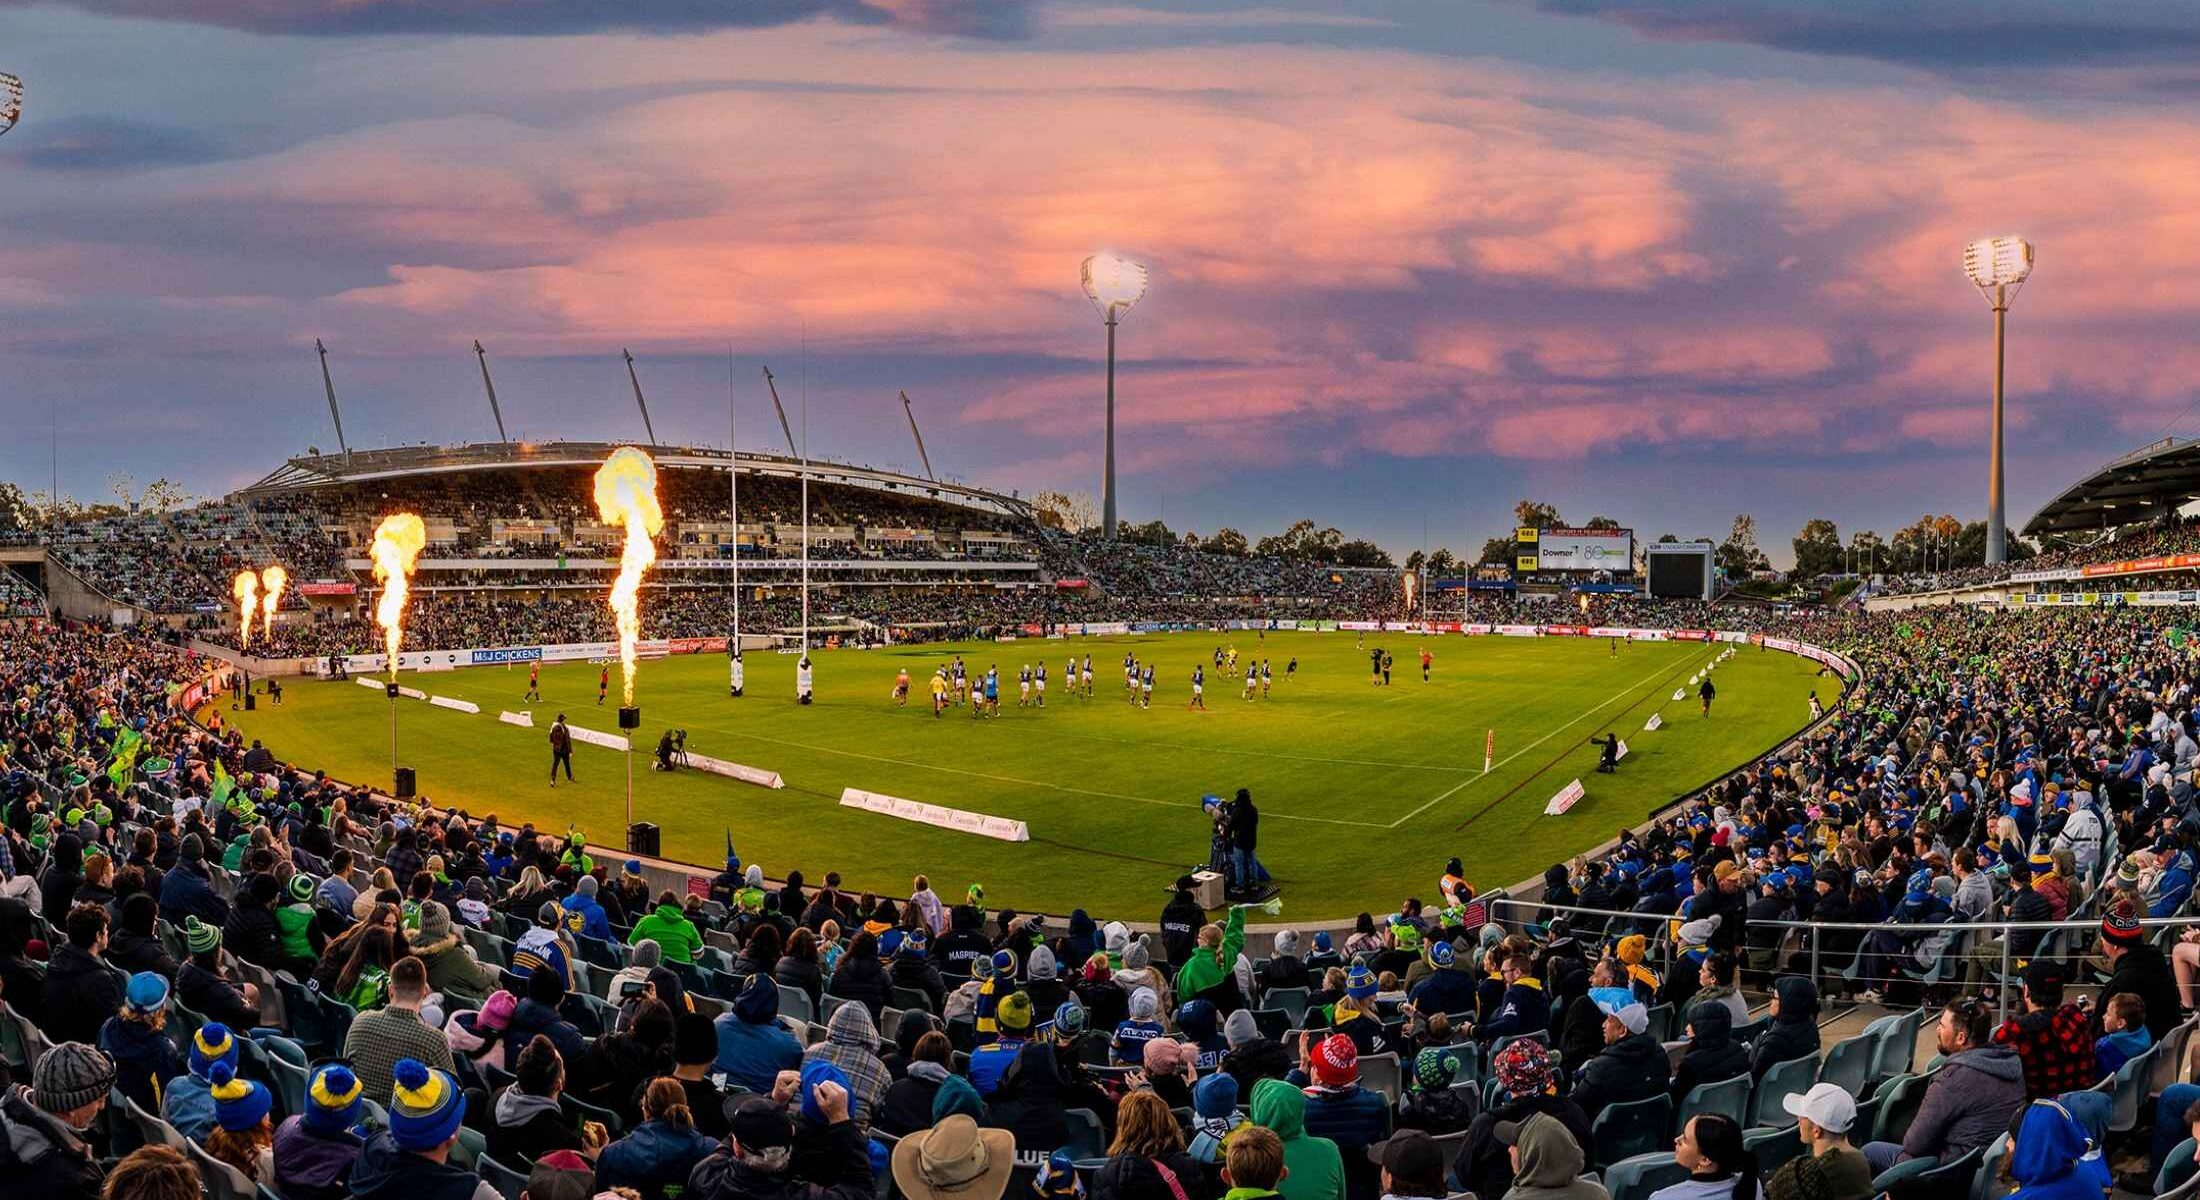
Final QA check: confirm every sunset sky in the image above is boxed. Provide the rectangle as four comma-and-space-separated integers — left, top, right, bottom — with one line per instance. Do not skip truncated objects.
5, 0, 2200, 563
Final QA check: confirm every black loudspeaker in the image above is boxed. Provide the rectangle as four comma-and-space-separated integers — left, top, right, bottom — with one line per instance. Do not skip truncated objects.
617, 705, 641, 731
394, 767, 416, 797
628, 822, 660, 857
243, 693, 256, 711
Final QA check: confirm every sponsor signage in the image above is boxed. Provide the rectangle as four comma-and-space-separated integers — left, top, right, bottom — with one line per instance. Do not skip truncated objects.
471, 647, 542, 665
297, 581, 357, 596
1544, 778, 1585, 816
2081, 552, 2200, 579
1532, 527, 1634, 572
1644, 713, 1663, 731
839, 787, 1030, 842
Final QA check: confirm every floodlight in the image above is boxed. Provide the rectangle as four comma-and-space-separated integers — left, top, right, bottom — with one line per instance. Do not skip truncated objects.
1962, 236, 2036, 567
1080, 253, 1153, 541
1963, 237, 2033, 289
0, 73, 21, 138
1081, 253, 1149, 315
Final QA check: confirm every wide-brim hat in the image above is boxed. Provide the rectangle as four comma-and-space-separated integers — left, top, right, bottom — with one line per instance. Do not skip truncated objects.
891, 1114, 1017, 1200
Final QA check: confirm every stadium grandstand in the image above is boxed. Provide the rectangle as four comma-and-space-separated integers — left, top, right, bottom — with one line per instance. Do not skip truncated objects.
14, 439, 2200, 1200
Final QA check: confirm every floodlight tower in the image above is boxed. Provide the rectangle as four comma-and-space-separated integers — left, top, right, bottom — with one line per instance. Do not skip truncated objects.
1081, 254, 1149, 541
1963, 237, 2034, 566
0, 73, 22, 138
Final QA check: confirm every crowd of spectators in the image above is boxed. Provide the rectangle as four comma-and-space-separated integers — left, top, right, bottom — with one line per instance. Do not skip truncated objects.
13, 588, 2200, 1200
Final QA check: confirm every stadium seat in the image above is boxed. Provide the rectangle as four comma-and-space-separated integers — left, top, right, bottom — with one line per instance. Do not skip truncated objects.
1265, 987, 1310, 1025
1815, 1032, 1874, 1097
1063, 1108, 1108, 1162
1642, 1004, 1676, 1044
1871, 1008, 1924, 1082
1741, 1124, 1805, 1176
1588, 1093, 1672, 1169
2103, 1041, 2159, 1133
478, 1153, 530, 1200
1360, 1052, 1403, 1106
1600, 1152, 1688, 1200
124, 1092, 189, 1152
892, 986, 936, 1015
563, 1091, 625, 1137
1675, 1074, 1751, 1132
0, 1000, 53, 1076
778, 982, 817, 1026
188, 1136, 262, 1200
2160, 1137, 2200, 1198
1869, 1074, 1929, 1146
1748, 1055, 1818, 1128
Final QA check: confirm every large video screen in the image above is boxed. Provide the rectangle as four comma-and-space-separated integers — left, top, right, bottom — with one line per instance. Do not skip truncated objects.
1533, 528, 1633, 572
1648, 551, 1709, 598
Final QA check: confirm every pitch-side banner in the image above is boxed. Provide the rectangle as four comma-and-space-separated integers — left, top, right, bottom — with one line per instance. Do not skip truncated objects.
1544, 779, 1585, 816
840, 787, 1029, 842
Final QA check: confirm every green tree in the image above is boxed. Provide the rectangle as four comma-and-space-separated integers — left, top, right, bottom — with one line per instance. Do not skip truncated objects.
1404, 550, 1426, 573
1201, 527, 1249, 557
1582, 515, 1622, 530
1479, 537, 1516, 565
1335, 540, 1393, 568
1791, 518, 1843, 578
1033, 490, 1095, 533
1427, 548, 1459, 576
1513, 500, 1563, 532
1716, 513, 1768, 577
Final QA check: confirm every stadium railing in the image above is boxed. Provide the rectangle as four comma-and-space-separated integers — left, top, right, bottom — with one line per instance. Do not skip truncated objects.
1483, 895, 2176, 1027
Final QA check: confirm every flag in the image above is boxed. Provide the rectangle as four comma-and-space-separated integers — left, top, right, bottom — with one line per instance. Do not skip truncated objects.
2173, 628, 2190, 649
210, 760, 236, 810
105, 727, 144, 789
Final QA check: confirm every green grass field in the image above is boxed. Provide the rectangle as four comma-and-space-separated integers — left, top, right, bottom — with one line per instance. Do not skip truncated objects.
216, 632, 1829, 918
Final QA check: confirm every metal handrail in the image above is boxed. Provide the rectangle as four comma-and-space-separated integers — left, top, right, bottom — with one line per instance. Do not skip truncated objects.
1482, 895, 2175, 1025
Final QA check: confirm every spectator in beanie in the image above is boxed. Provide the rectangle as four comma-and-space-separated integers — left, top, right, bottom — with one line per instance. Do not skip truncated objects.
349, 1059, 502, 1200
99, 972, 183, 1113
271, 1064, 368, 1200
0, 1041, 116, 1200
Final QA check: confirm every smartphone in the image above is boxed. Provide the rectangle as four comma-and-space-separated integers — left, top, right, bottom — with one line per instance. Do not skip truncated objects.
620, 980, 648, 998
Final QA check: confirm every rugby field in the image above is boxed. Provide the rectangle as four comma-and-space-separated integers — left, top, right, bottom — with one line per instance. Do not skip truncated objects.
217, 631, 1827, 918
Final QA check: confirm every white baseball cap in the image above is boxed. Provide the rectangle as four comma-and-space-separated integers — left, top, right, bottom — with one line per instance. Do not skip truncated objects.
1782, 1082, 1857, 1134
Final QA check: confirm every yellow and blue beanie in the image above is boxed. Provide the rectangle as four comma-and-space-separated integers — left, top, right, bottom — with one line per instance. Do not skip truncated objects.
304, 1063, 365, 1133
389, 1058, 466, 1150
208, 1061, 273, 1132
189, 1022, 239, 1079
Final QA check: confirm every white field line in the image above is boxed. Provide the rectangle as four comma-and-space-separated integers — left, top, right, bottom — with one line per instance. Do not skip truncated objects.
1385, 653, 1710, 829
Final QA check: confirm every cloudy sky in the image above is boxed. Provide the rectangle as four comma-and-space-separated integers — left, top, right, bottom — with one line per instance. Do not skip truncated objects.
5, 0, 2200, 563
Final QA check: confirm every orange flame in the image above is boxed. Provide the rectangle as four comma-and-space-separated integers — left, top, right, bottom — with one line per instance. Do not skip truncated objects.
370, 513, 427, 682
593, 447, 664, 706
258, 564, 287, 633
232, 571, 260, 649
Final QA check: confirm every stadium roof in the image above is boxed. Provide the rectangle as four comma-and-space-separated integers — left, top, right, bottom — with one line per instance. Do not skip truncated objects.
236, 441, 1035, 521
2023, 437, 2200, 537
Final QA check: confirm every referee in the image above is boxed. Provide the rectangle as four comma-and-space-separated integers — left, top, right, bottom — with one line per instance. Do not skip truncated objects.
549, 714, 574, 784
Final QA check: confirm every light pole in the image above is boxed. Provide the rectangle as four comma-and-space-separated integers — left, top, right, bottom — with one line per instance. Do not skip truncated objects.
1081, 253, 1149, 541
1964, 237, 2035, 566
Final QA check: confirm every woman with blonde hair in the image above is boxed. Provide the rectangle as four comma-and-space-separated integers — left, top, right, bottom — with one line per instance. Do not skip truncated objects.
1095, 1090, 1201, 1200
499, 865, 551, 914
353, 867, 397, 921
594, 1077, 721, 1197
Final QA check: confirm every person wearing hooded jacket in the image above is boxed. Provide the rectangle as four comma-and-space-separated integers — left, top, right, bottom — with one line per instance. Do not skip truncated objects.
1570, 994, 1671, 1114
560, 874, 613, 941
827, 931, 893, 1018
714, 973, 805, 1094
2004, 1100, 2097, 1200
1502, 1110, 1612, 1200
1249, 1077, 1344, 1200
630, 890, 704, 963
1749, 978, 1820, 1080
1670, 1000, 1753, 1103
1862, 999, 2026, 1173
1176, 903, 1251, 1012
804, 1000, 890, 1129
